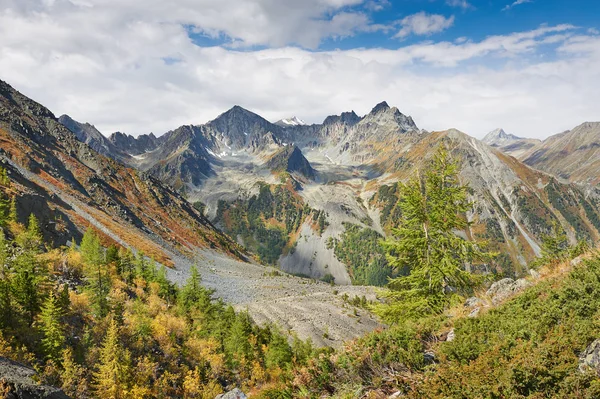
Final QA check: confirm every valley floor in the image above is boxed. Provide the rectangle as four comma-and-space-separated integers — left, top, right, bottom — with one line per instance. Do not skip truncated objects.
166, 249, 382, 347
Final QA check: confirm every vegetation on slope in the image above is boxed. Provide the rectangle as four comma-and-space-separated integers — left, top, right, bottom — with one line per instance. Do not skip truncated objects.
215, 181, 325, 265
0, 173, 317, 398
330, 222, 393, 286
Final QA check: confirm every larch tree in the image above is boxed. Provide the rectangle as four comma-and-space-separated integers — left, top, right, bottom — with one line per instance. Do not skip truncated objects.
376, 145, 493, 322
39, 292, 65, 363
93, 317, 130, 399
80, 228, 110, 317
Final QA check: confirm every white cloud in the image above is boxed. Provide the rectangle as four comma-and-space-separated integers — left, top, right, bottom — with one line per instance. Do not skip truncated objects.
446, 0, 472, 10
502, 0, 533, 12
0, 1, 598, 140
395, 12, 455, 39
364, 0, 390, 12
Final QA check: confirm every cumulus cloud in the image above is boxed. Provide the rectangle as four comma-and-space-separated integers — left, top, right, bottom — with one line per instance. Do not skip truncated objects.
502, 0, 533, 12
0, 1, 598, 140
395, 12, 455, 39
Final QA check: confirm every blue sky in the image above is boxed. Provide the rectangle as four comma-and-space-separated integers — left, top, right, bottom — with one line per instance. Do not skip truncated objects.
190, 0, 600, 50
0, 0, 599, 138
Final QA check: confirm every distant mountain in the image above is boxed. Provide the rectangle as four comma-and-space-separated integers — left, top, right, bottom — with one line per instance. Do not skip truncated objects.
520, 122, 600, 185
482, 128, 541, 158
275, 116, 307, 127
58, 114, 133, 163
0, 79, 243, 264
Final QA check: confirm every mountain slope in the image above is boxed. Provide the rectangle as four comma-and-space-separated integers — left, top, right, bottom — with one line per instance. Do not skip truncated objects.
369, 129, 600, 269
0, 79, 243, 264
521, 122, 600, 185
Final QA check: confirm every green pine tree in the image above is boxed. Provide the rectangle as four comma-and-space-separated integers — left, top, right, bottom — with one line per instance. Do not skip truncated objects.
376, 145, 493, 322
39, 292, 65, 362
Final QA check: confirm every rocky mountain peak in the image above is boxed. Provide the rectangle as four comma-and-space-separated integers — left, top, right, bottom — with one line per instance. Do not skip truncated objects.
360, 102, 418, 133
483, 128, 522, 144
275, 116, 307, 127
370, 101, 390, 114
266, 144, 315, 179
323, 111, 361, 126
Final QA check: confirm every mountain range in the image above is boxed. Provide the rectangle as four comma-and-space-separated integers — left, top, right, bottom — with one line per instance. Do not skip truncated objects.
50, 88, 600, 285
1, 76, 600, 290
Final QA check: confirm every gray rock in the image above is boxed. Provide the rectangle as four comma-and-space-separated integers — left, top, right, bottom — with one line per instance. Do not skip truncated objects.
216, 388, 247, 399
464, 297, 483, 307
579, 339, 600, 374
486, 278, 531, 305
0, 357, 70, 398
424, 351, 436, 364
529, 269, 541, 280
446, 328, 455, 342
468, 307, 481, 318
571, 256, 583, 267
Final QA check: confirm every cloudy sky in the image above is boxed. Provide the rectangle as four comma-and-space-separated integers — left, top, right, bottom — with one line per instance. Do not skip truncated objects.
0, 0, 599, 138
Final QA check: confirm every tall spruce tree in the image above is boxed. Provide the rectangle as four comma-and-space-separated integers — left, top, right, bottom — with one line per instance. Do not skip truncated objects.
376, 145, 493, 322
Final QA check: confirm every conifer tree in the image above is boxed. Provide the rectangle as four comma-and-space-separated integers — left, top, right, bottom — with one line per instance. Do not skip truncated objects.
13, 218, 46, 327
93, 317, 130, 399
60, 347, 86, 398
225, 311, 254, 369
179, 264, 212, 315
80, 228, 110, 317
8, 197, 17, 223
0, 231, 15, 329
265, 329, 293, 370
376, 145, 493, 322
39, 292, 65, 362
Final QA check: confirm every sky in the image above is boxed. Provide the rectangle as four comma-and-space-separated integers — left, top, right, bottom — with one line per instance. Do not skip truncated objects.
0, 0, 599, 139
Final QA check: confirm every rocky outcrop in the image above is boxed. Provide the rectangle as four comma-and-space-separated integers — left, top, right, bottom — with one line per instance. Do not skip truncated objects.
216, 388, 247, 399
486, 278, 531, 305
0, 357, 70, 399
579, 339, 600, 374
266, 145, 315, 180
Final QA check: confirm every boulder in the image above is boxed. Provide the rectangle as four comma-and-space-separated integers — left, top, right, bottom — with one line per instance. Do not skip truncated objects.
579, 339, 600, 374
486, 278, 531, 305
216, 388, 247, 399
446, 328, 455, 342
0, 357, 70, 399
464, 297, 483, 307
